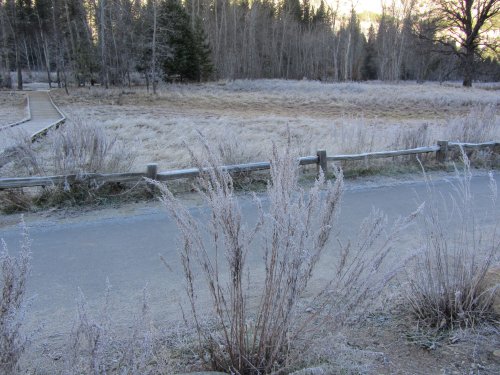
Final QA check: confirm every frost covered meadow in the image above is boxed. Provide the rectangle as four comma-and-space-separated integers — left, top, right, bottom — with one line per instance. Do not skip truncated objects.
47, 80, 500, 173
0, 92, 27, 126
1, 80, 498, 178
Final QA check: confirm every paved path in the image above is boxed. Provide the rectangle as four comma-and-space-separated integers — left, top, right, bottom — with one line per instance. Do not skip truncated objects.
0, 91, 63, 152
0, 173, 498, 344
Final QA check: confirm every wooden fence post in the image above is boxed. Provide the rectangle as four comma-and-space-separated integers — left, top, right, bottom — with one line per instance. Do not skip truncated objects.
436, 141, 449, 163
317, 149, 327, 177
146, 163, 158, 180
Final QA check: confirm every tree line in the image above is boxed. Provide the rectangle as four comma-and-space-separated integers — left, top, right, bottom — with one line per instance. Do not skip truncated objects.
0, 0, 498, 91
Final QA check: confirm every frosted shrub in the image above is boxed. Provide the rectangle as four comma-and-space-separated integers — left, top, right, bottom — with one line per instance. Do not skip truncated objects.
153, 138, 419, 374
447, 105, 497, 143
0, 222, 32, 374
392, 124, 431, 163
64, 284, 158, 375
52, 116, 135, 175
406, 152, 499, 329
10, 116, 135, 177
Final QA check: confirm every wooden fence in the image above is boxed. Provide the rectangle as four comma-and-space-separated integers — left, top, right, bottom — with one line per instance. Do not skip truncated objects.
0, 140, 498, 190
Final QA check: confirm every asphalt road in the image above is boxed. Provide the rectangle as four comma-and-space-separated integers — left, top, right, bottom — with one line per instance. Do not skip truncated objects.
0, 172, 498, 343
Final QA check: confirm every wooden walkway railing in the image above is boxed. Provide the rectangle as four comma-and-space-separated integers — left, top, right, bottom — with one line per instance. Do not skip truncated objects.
0, 95, 31, 132
0, 140, 498, 190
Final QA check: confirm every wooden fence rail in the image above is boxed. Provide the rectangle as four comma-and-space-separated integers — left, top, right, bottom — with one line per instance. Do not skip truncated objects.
0, 141, 498, 190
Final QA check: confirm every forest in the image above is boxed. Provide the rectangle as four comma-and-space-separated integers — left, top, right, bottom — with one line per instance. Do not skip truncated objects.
0, 0, 498, 91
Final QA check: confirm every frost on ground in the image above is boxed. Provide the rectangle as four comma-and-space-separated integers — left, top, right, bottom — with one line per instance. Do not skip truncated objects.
1, 80, 499, 179
0, 91, 27, 126
44, 80, 500, 173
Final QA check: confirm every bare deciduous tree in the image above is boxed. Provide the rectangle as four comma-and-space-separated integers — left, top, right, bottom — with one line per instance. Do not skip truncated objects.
431, 0, 499, 86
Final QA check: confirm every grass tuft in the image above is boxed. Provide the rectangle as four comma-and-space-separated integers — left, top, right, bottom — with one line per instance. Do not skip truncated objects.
447, 105, 498, 143
405, 152, 499, 330
0, 220, 32, 374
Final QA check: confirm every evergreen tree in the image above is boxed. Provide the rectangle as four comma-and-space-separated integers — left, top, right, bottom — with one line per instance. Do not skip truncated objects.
159, 0, 212, 82
192, 16, 213, 81
283, 0, 302, 23
312, 0, 328, 26
361, 24, 377, 80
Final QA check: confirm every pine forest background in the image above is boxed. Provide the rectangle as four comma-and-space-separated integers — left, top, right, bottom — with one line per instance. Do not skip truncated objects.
0, 0, 499, 91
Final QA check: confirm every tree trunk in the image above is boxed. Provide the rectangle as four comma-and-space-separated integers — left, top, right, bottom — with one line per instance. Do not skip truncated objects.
100, 0, 108, 88
41, 32, 52, 88
15, 43, 22, 90
7, 0, 23, 90
462, 49, 474, 87
23, 38, 31, 77
0, 1, 12, 88
151, 0, 157, 94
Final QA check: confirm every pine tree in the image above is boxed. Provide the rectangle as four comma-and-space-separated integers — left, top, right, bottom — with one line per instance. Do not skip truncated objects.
312, 0, 328, 26
362, 24, 377, 80
193, 16, 213, 81
283, 0, 302, 23
159, 0, 212, 82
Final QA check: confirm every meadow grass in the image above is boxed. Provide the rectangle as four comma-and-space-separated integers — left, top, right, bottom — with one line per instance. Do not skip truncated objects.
45, 80, 499, 174
0, 91, 27, 126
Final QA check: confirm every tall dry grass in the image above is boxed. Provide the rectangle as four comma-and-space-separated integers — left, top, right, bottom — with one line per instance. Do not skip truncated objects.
1, 117, 137, 211
406, 152, 499, 329
447, 105, 498, 143
152, 137, 420, 373
13, 116, 135, 177
63, 283, 159, 374
0, 220, 32, 374
48, 80, 500, 174
0, 92, 27, 126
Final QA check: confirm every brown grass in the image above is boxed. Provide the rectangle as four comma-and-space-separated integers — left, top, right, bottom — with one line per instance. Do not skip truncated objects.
44, 80, 499, 174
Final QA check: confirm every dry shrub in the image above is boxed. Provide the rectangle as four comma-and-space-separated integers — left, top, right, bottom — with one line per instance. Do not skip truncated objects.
52, 116, 135, 175
386, 123, 434, 168
3, 117, 137, 209
211, 129, 253, 166
65, 285, 114, 374
445, 105, 499, 167
447, 105, 497, 143
4, 131, 46, 176
335, 122, 375, 156
406, 153, 499, 330
0, 221, 32, 374
10, 116, 135, 177
394, 123, 431, 155
153, 137, 419, 374
0, 189, 33, 214
64, 283, 160, 375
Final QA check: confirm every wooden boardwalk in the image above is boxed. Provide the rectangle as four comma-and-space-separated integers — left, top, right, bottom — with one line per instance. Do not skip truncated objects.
0, 91, 64, 152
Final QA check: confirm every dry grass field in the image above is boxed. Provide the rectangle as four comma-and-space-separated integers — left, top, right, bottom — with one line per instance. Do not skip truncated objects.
45, 80, 499, 174
0, 91, 27, 126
